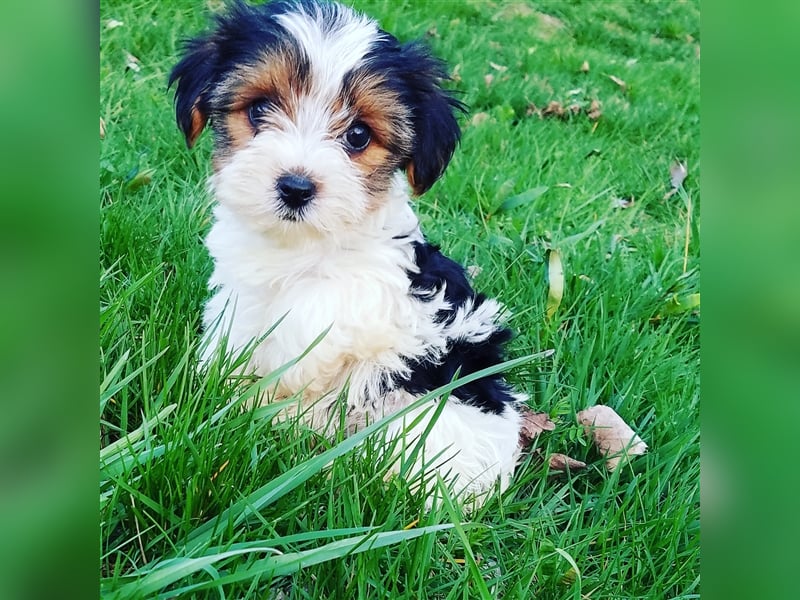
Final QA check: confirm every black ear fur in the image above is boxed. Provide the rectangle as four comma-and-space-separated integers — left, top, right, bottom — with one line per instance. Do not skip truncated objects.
398, 42, 466, 195
168, 36, 219, 148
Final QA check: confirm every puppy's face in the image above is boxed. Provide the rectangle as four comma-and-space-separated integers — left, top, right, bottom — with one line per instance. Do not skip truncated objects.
170, 0, 463, 237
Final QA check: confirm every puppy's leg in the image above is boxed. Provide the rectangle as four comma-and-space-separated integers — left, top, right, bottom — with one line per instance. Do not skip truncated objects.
385, 399, 522, 508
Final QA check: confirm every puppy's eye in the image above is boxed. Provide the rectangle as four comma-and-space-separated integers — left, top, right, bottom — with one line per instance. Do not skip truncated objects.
247, 98, 273, 127
343, 122, 371, 152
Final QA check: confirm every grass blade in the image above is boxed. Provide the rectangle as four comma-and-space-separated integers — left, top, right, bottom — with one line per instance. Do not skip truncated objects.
439, 478, 493, 600
496, 185, 549, 213
129, 525, 455, 598
183, 351, 549, 551
100, 403, 177, 465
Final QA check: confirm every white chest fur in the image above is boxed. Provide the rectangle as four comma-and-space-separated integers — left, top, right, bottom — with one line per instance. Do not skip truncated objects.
199, 196, 447, 411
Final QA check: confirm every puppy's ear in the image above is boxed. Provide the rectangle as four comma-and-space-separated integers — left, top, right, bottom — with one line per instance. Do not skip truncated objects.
399, 42, 466, 196
168, 37, 218, 148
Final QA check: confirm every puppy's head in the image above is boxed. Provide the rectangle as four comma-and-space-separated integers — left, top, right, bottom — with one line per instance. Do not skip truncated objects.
169, 0, 464, 235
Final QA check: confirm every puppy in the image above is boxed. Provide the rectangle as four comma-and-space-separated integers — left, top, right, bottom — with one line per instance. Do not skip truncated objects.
170, 0, 526, 504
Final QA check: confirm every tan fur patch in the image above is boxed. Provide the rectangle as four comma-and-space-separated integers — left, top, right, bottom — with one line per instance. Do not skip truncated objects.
344, 72, 412, 152
212, 110, 254, 170
211, 50, 312, 168
406, 162, 418, 194
339, 72, 413, 206
187, 104, 208, 148
226, 50, 309, 118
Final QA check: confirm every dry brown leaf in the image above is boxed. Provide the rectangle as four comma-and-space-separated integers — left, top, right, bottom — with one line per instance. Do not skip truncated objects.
124, 50, 141, 72
664, 161, 688, 199
525, 103, 540, 117
587, 99, 602, 120
577, 405, 647, 471
580, 60, 590, 73
542, 100, 564, 117
484, 73, 494, 87
607, 74, 627, 92
489, 61, 508, 72
670, 160, 688, 188
615, 196, 634, 209
518, 407, 556, 448
100, 117, 106, 139
548, 453, 587, 472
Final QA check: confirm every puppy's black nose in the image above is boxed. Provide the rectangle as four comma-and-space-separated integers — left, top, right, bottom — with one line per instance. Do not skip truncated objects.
276, 173, 316, 209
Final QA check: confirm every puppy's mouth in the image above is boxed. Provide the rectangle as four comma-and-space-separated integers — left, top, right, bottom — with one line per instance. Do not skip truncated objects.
274, 172, 316, 222
277, 208, 303, 222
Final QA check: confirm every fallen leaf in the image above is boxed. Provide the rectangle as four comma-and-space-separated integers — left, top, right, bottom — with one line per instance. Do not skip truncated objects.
484, 73, 494, 87
548, 453, 587, 472
542, 100, 564, 117
607, 74, 627, 92
580, 60, 590, 73
489, 61, 508, 72
546, 249, 564, 321
670, 160, 688, 188
525, 103, 540, 117
124, 50, 141, 72
100, 117, 106, 139
587, 99, 602, 120
106, 19, 124, 30
518, 407, 556, 448
614, 196, 634, 208
577, 405, 647, 471
663, 161, 688, 199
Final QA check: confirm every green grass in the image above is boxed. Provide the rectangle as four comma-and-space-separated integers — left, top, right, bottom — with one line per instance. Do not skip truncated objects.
100, 0, 700, 597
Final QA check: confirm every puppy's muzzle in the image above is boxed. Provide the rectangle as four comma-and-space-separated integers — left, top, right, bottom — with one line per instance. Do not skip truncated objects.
276, 173, 316, 211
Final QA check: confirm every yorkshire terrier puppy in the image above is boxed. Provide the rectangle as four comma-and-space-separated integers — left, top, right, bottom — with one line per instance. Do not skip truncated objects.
170, 0, 527, 504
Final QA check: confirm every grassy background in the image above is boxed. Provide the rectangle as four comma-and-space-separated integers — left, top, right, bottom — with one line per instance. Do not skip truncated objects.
100, 0, 699, 598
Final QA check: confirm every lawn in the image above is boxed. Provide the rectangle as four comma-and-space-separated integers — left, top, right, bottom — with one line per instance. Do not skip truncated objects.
100, 0, 700, 597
